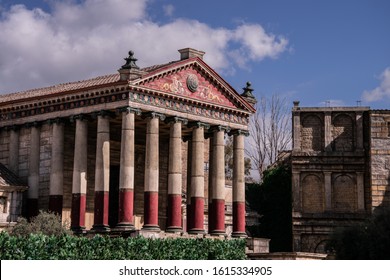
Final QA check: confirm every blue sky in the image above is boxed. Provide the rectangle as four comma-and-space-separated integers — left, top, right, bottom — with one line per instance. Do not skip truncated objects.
0, 0, 389, 109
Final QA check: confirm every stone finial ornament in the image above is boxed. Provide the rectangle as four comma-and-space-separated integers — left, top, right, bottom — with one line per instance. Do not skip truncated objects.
241, 81, 257, 106
121, 50, 140, 70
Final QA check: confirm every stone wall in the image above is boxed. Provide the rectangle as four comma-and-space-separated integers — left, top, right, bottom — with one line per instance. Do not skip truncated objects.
370, 111, 390, 209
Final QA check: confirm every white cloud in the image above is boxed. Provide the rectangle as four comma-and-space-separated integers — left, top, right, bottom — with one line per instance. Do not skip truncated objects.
0, 0, 288, 94
163, 4, 175, 17
362, 67, 390, 102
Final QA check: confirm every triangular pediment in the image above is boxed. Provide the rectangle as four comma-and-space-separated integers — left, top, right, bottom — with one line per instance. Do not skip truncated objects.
134, 59, 254, 113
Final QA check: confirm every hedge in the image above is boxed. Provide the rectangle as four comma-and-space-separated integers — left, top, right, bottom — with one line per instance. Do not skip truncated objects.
0, 232, 246, 260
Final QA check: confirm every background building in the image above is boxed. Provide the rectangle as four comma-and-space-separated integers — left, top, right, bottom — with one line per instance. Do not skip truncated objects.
291, 102, 390, 252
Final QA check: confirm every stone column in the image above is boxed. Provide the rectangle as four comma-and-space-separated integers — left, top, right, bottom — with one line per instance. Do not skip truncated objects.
116, 107, 140, 231
142, 112, 165, 231
324, 112, 332, 151
49, 119, 64, 215
188, 122, 209, 234
186, 139, 192, 232
207, 136, 214, 234
357, 172, 365, 210
27, 123, 40, 219
356, 112, 364, 151
71, 116, 88, 233
209, 126, 229, 235
166, 117, 187, 232
92, 112, 111, 232
292, 171, 301, 212
292, 111, 301, 151
324, 172, 332, 211
232, 130, 248, 237
9, 126, 19, 175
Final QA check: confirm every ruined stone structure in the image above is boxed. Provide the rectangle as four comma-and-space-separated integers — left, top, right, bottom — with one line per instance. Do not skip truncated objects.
292, 102, 390, 252
0, 48, 255, 237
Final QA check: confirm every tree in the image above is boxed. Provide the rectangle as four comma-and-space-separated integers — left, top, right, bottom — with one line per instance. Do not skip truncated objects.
246, 94, 291, 182
326, 207, 390, 259
246, 165, 292, 252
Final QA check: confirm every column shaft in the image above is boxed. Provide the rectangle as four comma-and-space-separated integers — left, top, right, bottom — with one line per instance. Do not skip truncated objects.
210, 129, 226, 235
93, 115, 110, 232
71, 118, 88, 232
357, 172, 365, 210
49, 121, 64, 215
143, 115, 160, 231
232, 133, 246, 237
188, 126, 205, 234
27, 125, 40, 219
167, 121, 183, 232
186, 140, 192, 232
324, 172, 332, 211
117, 110, 135, 230
9, 129, 19, 175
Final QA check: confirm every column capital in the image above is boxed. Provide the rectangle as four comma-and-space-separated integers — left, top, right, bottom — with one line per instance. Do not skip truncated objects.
70, 114, 89, 123
4, 125, 21, 132
188, 121, 210, 129
210, 125, 231, 133
25, 121, 41, 128
229, 129, 249, 137
165, 116, 188, 125
117, 106, 142, 116
143, 111, 166, 121
92, 110, 116, 119
47, 118, 65, 125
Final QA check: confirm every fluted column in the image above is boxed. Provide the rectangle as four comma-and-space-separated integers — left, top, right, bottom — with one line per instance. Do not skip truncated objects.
27, 123, 41, 219
9, 126, 19, 175
49, 119, 64, 215
209, 126, 229, 235
143, 112, 165, 231
117, 107, 140, 231
71, 116, 88, 233
92, 112, 111, 232
166, 117, 187, 232
188, 122, 209, 234
232, 130, 248, 237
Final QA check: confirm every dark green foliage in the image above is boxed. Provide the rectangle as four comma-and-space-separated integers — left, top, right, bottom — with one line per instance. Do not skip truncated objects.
326, 207, 390, 259
246, 165, 292, 252
10, 211, 71, 237
0, 232, 246, 260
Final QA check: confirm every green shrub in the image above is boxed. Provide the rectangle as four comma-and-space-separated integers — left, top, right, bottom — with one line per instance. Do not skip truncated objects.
11, 211, 71, 237
0, 232, 246, 260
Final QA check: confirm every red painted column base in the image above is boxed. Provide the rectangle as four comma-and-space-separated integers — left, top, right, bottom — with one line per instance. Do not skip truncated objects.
143, 191, 160, 231
166, 194, 182, 232
116, 189, 135, 230
210, 199, 225, 235
71, 193, 86, 234
49, 195, 63, 216
188, 197, 205, 234
232, 201, 247, 237
92, 191, 110, 232
26, 198, 39, 221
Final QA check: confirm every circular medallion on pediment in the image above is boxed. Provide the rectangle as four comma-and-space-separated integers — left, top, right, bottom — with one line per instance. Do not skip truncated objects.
186, 74, 198, 93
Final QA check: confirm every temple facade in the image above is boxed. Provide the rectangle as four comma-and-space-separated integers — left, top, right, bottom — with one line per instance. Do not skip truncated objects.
0, 48, 256, 236
291, 102, 390, 252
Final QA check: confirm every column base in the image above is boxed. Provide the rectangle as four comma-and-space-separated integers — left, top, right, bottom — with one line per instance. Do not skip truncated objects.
92, 224, 111, 233
188, 228, 206, 235
142, 224, 161, 232
165, 226, 183, 233
210, 230, 226, 237
114, 223, 136, 232
231, 231, 247, 238
71, 226, 87, 235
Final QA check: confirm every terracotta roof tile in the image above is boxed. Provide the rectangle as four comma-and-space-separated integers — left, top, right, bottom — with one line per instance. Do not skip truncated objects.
0, 73, 121, 103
